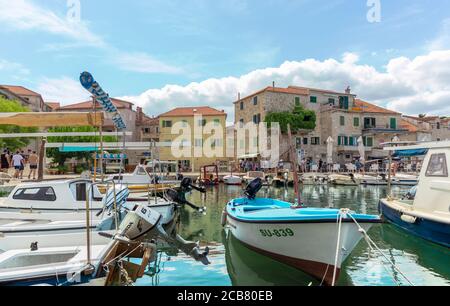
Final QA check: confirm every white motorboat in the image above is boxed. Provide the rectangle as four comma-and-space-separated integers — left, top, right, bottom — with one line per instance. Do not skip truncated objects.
379, 142, 450, 247
392, 173, 419, 186
223, 175, 243, 186
300, 173, 328, 185
360, 174, 388, 186
108, 162, 182, 185
328, 174, 361, 186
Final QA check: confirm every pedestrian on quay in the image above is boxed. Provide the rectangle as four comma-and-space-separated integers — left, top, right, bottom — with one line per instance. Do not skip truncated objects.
19, 150, 26, 179
12, 151, 24, 179
1, 149, 10, 173
28, 151, 39, 180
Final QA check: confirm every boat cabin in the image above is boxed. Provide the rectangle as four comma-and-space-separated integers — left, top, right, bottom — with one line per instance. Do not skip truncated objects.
386, 141, 450, 217
0, 179, 104, 211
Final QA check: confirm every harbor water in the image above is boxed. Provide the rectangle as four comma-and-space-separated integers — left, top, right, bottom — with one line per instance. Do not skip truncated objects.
134, 184, 450, 286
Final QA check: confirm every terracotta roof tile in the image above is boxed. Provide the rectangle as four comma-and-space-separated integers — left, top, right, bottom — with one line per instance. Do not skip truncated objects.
0, 85, 41, 97
354, 99, 400, 115
59, 98, 133, 110
45, 102, 61, 110
159, 106, 227, 117
400, 119, 419, 133
234, 86, 309, 103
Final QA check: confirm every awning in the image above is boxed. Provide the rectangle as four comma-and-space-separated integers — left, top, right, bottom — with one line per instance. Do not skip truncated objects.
59, 146, 99, 153
393, 149, 428, 157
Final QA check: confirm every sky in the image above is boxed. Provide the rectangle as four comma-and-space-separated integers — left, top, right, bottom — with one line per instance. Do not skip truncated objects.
0, 0, 450, 119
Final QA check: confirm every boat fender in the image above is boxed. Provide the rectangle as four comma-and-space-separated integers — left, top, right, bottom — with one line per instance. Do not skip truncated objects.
221, 209, 227, 227
400, 214, 417, 224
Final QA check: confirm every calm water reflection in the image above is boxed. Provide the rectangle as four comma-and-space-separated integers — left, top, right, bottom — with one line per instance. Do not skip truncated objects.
136, 184, 450, 286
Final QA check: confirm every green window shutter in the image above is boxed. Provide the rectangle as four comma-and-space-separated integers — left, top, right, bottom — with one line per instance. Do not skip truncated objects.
310, 96, 317, 103
354, 117, 359, 127
349, 137, 354, 146
338, 137, 342, 146
368, 137, 374, 147
390, 118, 397, 129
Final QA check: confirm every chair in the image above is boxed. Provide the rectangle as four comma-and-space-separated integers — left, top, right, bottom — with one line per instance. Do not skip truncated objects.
370, 164, 379, 173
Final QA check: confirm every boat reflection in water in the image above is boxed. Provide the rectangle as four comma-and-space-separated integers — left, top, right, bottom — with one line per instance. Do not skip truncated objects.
224, 230, 322, 286
342, 224, 450, 286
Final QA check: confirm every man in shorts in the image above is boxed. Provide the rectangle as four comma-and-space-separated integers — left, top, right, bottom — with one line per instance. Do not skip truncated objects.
12, 151, 24, 179
28, 151, 39, 180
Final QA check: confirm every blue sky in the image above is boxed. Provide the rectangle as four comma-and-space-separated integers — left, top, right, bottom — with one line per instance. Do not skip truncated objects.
0, 0, 450, 117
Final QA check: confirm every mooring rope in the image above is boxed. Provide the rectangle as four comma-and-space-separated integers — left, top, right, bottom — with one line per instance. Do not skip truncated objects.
346, 212, 415, 286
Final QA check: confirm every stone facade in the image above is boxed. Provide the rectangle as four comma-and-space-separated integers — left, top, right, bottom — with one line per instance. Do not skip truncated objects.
234, 85, 409, 165
403, 116, 450, 141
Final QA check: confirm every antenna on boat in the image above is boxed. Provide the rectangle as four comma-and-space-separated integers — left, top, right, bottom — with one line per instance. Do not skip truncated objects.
287, 124, 302, 206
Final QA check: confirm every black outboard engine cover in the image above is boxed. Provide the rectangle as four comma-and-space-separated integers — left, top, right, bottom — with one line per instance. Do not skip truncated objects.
245, 178, 263, 200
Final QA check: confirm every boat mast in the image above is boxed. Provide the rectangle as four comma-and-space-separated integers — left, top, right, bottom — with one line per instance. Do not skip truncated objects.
287, 124, 301, 205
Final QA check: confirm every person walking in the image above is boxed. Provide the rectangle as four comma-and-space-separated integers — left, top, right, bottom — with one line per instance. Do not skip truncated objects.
12, 151, 24, 179
1, 150, 10, 173
28, 151, 39, 180
19, 150, 26, 179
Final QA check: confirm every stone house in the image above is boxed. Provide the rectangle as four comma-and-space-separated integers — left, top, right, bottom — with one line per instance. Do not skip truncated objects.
234, 85, 409, 165
403, 116, 450, 141
0, 85, 51, 112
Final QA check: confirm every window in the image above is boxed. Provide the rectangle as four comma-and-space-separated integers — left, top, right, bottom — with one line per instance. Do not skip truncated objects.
426, 153, 448, 177
162, 121, 172, 128
303, 138, 308, 145
198, 119, 207, 127
295, 97, 301, 107
240, 102, 244, 110
214, 119, 220, 127
143, 128, 150, 133
390, 118, 397, 129
195, 139, 203, 147
181, 120, 188, 128
349, 136, 355, 146
253, 96, 258, 106
310, 96, 317, 103
364, 118, 376, 129
328, 98, 335, 105
13, 187, 56, 202
75, 183, 87, 201
340, 116, 345, 126
339, 96, 349, 109
437, 122, 441, 130
239, 119, 244, 128
338, 136, 349, 146
311, 137, 320, 145
253, 114, 261, 124
363, 136, 374, 147
296, 137, 302, 149
354, 117, 360, 127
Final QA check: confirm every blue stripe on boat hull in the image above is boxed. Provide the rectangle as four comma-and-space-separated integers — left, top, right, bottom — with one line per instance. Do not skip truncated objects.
379, 200, 450, 248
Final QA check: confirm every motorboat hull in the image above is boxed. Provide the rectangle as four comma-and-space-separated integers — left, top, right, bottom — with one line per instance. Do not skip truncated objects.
223, 176, 243, 186
226, 215, 374, 285
379, 199, 450, 248
225, 199, 379, 285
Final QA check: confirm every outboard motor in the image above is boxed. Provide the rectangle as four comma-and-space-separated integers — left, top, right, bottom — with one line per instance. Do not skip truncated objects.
245, 177, 263, 200
164, 178, 207, 213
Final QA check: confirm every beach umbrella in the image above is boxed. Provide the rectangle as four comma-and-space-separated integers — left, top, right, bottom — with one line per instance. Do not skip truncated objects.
357, 136, 365, 163
326, 137, 334, 164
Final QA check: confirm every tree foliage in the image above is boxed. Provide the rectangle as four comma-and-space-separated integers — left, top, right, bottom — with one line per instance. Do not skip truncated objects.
46, 126, 118, 167
0, 97, 37, 151
264, 105, 317, 134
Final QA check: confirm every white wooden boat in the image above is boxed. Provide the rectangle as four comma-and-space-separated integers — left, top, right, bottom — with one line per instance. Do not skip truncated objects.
380, 142, 450, 247
223, 179, 380, 285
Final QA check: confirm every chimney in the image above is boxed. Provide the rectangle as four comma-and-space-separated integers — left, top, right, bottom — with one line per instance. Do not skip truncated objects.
272, 81, 275, 88
137, 107, 143, 123
345, 86, 351, 94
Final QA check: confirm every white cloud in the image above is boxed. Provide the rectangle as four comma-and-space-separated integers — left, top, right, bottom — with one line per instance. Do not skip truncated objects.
427, 18, 450, 51
36, 76, 90, 105
122, 50, 450, 118
0, 59, 30, 75
0, 0, 178, 74
113, 52, 182, 74
0, 0, 105, 47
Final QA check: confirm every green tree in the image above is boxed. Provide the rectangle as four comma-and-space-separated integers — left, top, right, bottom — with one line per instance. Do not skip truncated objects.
46, 126, 118, 167
265, 105, 317, 134
0, 97, 37, 151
